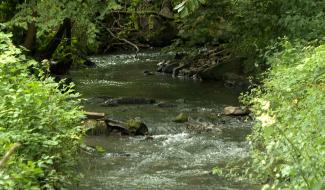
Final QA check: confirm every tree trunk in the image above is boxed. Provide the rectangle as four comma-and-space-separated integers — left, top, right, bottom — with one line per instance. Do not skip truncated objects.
23, 21, 37, 51
65, 18, 72, 47
39, 18, 72, 60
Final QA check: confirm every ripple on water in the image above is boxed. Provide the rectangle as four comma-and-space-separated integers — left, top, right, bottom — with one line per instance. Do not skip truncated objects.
81, 79, 133, 87
72, 52, 257, 190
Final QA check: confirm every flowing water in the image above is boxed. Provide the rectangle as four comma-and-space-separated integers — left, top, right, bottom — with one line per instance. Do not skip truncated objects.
70, 52, 257, 190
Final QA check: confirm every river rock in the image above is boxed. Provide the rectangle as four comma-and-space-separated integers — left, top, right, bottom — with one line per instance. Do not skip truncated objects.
50, 59, 72, 75
176, 98, 185, 103
174, 52, 187, 60
105, 118, 149, 136
144, 136, 154, 141
125, 119, 149, 135
162, 62, 179, 73
143, 70, 155, 76
186, 119, 222, 133
83, 59, 96, 67
156, 102, 177, 108
178, 68, 196, 78
224, 106, 249, 116
84, 119, 110, 136
173, 112, 189, 123
117, 97, 155, 104
157, 60, 168, 72
101, 99, 119, 107
172, 64, 187, 77
104, 152, 131, 158
101, 97, 156, 107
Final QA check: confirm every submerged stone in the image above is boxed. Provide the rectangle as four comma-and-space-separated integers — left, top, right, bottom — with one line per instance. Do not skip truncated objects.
101, 97, 156, 107
156, 102, 177, 108
173, 112, 189, 123
143, 70, 155, 76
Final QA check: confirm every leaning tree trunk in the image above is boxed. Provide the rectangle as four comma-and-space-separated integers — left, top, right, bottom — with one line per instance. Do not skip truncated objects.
65, 18, 72, 48
38, 18, 72, 60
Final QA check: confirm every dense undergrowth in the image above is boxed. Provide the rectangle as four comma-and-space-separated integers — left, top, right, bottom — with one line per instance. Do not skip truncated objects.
0, 32, 84, 189
241, 42, 325, 189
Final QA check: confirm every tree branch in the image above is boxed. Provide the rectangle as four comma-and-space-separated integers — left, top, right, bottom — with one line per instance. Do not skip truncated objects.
0, 143, 21, 168
105, 27, 139, 54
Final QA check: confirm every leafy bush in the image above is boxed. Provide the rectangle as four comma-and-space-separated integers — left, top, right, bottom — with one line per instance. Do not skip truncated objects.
242, 42, 325, 189
230, 0, 325, 73
0, 32, 84, 189
173, 0, 232, 46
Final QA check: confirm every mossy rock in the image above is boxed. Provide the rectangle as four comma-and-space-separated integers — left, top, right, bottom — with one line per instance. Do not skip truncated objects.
125, 119, 149, 135
173, 113, 189, 123
84, 119, 109, 135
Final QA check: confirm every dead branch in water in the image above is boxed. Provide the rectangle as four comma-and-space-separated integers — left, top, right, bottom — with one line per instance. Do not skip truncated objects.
105, 27, 139, 55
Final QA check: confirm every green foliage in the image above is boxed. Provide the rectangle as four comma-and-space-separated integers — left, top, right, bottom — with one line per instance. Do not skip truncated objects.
0, 32, 84, 189
174, 0, 206, 18
4, 0, 122, 53
230, 0, 325, 73
174, 0, 232, 46
172, 0, 324, 73
52, 37, 85, 66
241, 42, 325, 189
0, 0, 22, 22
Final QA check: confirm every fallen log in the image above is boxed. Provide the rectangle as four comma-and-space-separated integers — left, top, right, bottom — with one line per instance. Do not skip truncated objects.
85, 112, 106, 120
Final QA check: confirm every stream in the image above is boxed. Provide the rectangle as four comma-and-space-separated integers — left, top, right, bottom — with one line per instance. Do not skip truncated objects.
70, 52, 257, 190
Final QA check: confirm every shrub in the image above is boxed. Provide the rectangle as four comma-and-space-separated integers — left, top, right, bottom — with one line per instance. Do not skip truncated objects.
230, 0, 325, 73
0, 32, 84, 189
242, 42, 325, 189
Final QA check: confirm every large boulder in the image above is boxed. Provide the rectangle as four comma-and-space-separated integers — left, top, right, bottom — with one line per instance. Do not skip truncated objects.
84, 119, 110, 136
105, 118, 149, 136
125, 119, 149, 135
